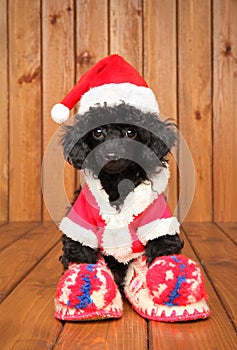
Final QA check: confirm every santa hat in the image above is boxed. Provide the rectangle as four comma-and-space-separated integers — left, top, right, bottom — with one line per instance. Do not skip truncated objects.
51, 54, 159, 124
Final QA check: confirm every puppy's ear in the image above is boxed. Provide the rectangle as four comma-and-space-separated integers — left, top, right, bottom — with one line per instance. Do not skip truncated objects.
61, 125, 90, 169
149, 119, 177, 162
67, 139, 91, 169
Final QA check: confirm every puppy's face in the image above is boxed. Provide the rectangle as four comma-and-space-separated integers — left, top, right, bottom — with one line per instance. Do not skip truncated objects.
86, 124, 140, 174
61, 104, 176, 177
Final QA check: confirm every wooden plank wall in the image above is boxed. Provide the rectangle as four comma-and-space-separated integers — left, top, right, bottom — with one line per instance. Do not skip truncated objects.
0, 0, 236, 223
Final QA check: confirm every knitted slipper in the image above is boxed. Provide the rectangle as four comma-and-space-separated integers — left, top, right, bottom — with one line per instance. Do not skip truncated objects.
55, 259, 123, 321
124, 255, 210, 322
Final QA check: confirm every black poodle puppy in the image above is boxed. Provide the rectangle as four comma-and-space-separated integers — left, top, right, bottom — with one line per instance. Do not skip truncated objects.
59, 103, 183, 289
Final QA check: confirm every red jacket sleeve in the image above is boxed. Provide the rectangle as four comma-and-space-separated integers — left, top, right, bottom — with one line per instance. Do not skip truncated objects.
131, 194, 180, 245
59, 185, 101, 248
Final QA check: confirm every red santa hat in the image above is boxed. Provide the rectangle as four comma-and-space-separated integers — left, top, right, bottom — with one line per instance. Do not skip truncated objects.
51, 54, 159, 123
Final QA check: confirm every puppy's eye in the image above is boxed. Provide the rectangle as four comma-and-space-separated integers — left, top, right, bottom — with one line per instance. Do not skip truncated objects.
125, 128, 137, 139
92, 128, 104, 140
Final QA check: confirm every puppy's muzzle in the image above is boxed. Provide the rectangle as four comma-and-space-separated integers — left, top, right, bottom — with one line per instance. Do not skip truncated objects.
97, 140, 128, 162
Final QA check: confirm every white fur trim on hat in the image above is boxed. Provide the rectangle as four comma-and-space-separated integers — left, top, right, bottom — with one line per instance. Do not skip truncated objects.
78, 83, 160, 115
51, 103, 70, 124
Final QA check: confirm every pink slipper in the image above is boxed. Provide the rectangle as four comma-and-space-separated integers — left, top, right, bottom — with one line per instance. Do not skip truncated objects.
125, 255, 210, 322
55, 259, 123, 321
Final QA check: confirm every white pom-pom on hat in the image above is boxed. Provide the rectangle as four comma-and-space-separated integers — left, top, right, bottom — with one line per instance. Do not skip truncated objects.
51, 103, 70, 124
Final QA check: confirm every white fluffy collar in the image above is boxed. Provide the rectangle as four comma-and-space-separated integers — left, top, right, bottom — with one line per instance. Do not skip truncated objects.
83, 167, 170, 229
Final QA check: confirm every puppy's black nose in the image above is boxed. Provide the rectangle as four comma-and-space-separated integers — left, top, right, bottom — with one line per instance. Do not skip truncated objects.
103, 153, 117, 161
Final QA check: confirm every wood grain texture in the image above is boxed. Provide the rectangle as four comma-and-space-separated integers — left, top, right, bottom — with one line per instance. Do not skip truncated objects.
8, 0, 41, 221
0, 0, 8, 222
0, 222, 60, 302
183, 222, 237, 330
0, 222, 237, 349
144, 0, 177, 213
110, 0, 143, 72
54, 302, 147, 350
0, 240, 63, 350
178, 0, 212, 221
213, 0, 237, 222
0, 221, 39, 251
216, 222, 237, 244
149, 227, 237, 350
42, 0, 76, 220
76, 0, 108, 76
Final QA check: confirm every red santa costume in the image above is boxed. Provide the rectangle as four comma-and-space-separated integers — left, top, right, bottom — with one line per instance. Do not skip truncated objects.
51, 54, 210, 322
59, 167, 180, 264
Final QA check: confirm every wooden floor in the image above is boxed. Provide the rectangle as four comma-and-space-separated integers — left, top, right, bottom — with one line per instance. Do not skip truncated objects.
0, 222, 236, 350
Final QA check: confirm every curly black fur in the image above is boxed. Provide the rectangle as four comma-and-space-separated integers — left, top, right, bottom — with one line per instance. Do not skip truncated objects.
59, 234, 99, 268
145, 234, 184, 266
62, 103, 177, 207
62, 103, 176, 168
59, 103, 183, 289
